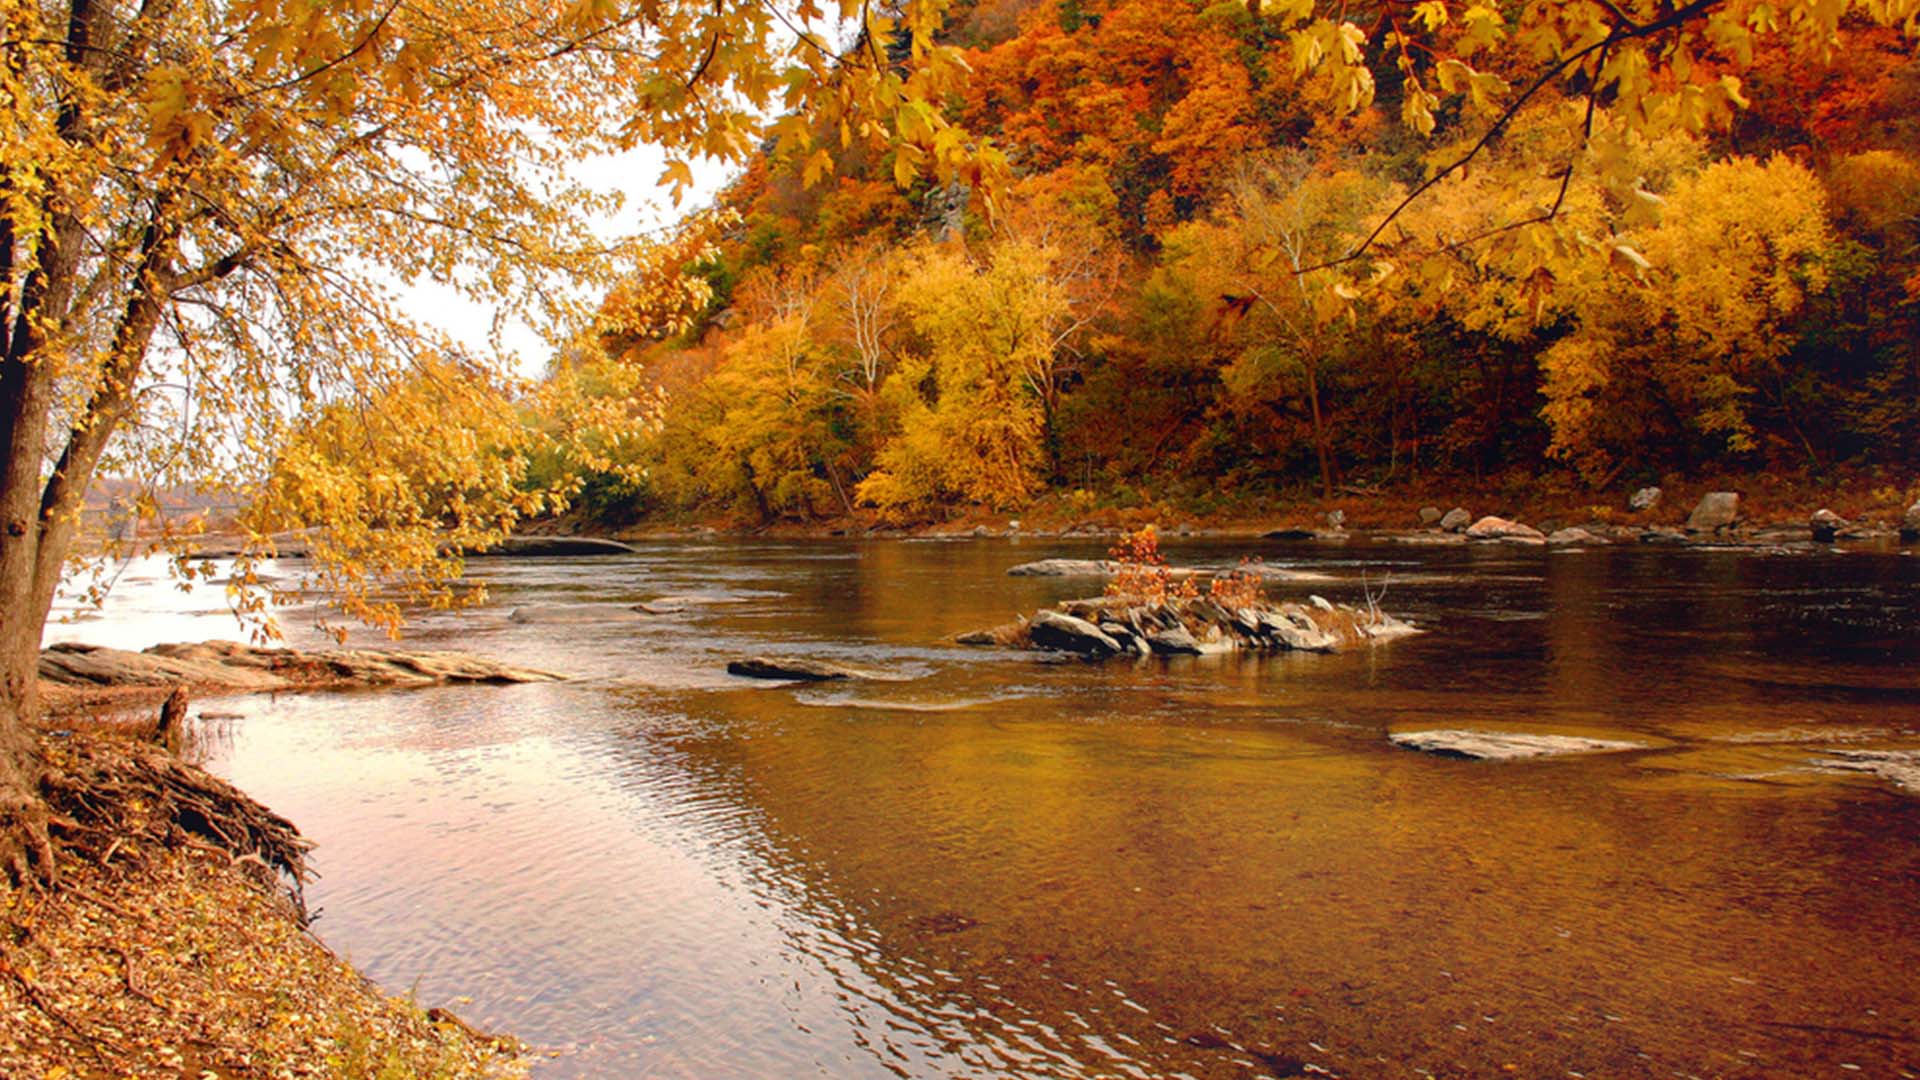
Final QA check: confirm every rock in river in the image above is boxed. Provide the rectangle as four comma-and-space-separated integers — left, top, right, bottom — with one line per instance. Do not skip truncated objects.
1007, 558, 1201, 580
1008, 558, 1121, 577
726, 656, 896, 681
1026, 609, 1124, 657
1390, 729, 1644, 760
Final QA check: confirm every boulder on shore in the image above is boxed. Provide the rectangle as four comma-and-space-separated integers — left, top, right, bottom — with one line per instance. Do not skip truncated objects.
1418, 506, 1444, 526
1465, 516, 1546, 542
1903, 501, 1920, 541
1629, 486, 1662, 512
1390, 730, 1644, 760
1546, 527, 1607, 546
1438, 507, 1472, 532
726, 656, 896, 681
1686, 492, 1742, 533
1810, 508, 1847, 543
39, 640, 559, 694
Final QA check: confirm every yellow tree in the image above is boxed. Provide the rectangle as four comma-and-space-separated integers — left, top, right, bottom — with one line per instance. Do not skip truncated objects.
856, 240, 1065, 515
1535, 152, 1834, 475
0, 0, 989, 881
1167, 154, 1387, 497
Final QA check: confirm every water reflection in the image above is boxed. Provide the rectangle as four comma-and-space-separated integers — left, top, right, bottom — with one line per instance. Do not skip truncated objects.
139, 540, 1920, 1077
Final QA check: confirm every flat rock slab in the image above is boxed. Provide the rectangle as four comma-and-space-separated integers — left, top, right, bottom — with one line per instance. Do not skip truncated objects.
1814, 749, 1920, 793
1391, 730, 1644, 760
41, 640, 559, 693
469, 536, 637, 557
727, 656, 898, 682
1007, 559, 1200, 579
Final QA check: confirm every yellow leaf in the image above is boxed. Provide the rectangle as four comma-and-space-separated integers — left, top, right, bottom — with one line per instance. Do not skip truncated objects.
802, 148, 834, 188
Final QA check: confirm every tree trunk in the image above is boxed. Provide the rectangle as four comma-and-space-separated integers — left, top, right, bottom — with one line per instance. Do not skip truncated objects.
1304, 361, 1334, 500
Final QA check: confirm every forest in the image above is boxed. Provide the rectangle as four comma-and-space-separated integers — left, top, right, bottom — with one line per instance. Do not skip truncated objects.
518, 0, 1920, 528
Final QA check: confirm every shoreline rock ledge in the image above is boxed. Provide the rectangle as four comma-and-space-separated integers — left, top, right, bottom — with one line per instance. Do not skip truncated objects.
40, 640, 560, 694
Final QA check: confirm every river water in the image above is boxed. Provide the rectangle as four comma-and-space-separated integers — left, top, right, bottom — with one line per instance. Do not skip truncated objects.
50, 539, 1920, 1078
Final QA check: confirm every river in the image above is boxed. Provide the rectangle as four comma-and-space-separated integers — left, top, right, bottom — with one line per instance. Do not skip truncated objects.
48, 538, 1920, 1078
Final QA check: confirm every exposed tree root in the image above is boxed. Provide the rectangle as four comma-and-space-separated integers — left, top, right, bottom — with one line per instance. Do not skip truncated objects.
33, 732, 313, 921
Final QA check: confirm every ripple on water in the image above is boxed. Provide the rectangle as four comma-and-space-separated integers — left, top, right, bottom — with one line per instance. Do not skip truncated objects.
136, 540, 1920, 1079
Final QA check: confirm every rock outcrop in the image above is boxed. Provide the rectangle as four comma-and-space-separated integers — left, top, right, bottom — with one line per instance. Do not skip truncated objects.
962, 592, 1417, 660
40, 640, 559, 694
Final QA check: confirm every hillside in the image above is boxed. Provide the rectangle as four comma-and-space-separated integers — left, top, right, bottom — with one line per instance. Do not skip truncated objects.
529, 0, 1920, 527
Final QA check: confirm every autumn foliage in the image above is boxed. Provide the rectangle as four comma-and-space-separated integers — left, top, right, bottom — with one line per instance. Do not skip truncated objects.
538, 0, 1919, 528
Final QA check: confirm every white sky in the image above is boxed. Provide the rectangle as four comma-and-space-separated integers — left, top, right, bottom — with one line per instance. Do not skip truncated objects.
399, 146, 736, 380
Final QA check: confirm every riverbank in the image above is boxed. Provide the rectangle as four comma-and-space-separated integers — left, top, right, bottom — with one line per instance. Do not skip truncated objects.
582, 471, 1920, 545
2, 705, 527, 1077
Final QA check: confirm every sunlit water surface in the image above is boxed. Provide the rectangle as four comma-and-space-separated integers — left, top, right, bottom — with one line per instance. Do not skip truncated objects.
49, 540, 1920, 1078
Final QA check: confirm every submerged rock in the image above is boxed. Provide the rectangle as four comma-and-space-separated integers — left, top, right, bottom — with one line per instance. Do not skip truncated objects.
726, 656, 895, 681
1814, 749, 1920, 793
1390, 730, 1644, 760
1686, 491, 1742, 532
40, 640, 559, 693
